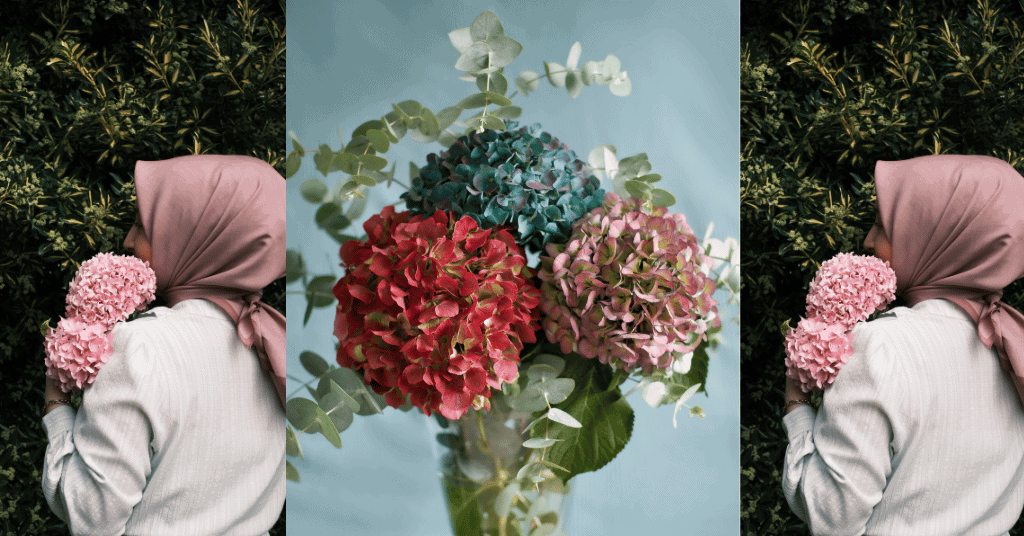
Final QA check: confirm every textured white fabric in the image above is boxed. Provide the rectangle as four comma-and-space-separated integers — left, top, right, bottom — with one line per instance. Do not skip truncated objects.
783, 299, 1024, 536
42, 299, 285, 536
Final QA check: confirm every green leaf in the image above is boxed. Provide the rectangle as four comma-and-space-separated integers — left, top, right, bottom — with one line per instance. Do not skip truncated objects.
448, 26, 474, 53
285, 153, 300, 179
495, 482, 520, 518
344, 135, 371, 155
365, 129, 390, 153
617, 153, 652, 178
395, 100, 422, 119
564, 70, 582, 98
601, 54, 622, 79
320, 379, 361, 413
609, 73, 632, 96
286, 424, 303, 459
285, 249, 305, 284
290, 133, 305, 156
545, 62, 567, 88
382, 111, 407, 140
522, 437, 560, 449
488, 35, 523, 69
481, 115, 506, 131
332, 152, 359, 175
566, 41, 582, 70
469, 10, 504, 41
420, 107, 440, 136
493, 106, 521, 119
286, 460, 300, 482
317, 368, 387, 416
684, 345, 710, 394
507, 386, 548, 413
314, 144, 333, 177
458, 93, 489, 109
345, 190, 369, 221
304, 274, 336, 325
357, 154, 388, 172
300, 177, 328, 203
636, 173, 662, 184
351, 174, 376, 187
483, 91, 513, 107
315, 202, 351, 231
624, 179, 651, 201
454, 42, 491, 72
538, 378, 574, 405
526, 363, 559, 381
443, 472, 484, 535
352, 120, 385, 139
438, 131, 458, 148
286, 397, 320, 432
476, 72, 508, 95
436, 107, 461, 131
538, 354, 634, 484
299, 350, 329, 377
533, 354, 566, 376
516, 71, 540, 96
649, 188, 676, 207
546, 407, 582, 428
410, 162, 421, 181
581, 60, 601, 85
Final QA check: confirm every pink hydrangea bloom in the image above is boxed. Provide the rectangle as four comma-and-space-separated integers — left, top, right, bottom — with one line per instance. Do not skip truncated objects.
66, 252, 157, 329
806, 252, 896, 329
538, 192, 719, 374
784, 317, 854, 392
44, 317, 114, 393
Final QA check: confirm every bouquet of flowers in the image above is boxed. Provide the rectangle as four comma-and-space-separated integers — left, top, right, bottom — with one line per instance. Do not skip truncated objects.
785, 252, 896, 392
44, 253, 156, 392
286, 11, 739, 536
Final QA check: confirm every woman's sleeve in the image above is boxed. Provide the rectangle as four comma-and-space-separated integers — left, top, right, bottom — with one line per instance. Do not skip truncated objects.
42, 324, 161, 534
781, 324, 902, 536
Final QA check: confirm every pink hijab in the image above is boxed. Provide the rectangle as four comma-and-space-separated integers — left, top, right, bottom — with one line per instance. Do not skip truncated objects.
134, 155, 286, 407
875, 154, 1024, 404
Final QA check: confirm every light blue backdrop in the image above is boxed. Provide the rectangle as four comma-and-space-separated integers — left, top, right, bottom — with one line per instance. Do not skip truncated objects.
286, 1, 739, 534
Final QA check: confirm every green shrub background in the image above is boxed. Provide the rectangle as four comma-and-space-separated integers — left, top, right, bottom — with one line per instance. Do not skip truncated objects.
0, 0, 286, 534
741, 0, 1024, 533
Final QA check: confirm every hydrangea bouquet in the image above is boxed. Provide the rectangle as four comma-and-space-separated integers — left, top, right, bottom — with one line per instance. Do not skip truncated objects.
785, 252, 896, 392
43, 252, 156, 392
286, 11, 738, 536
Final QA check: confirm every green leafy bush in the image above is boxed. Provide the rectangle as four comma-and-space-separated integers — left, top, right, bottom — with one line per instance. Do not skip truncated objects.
741, 0, 1024, 534
0, 0, 285, 533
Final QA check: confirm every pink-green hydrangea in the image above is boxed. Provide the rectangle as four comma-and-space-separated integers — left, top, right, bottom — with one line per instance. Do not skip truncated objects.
806, 252, 896, 329
44, 317, 114, 392
784, 317, 854, 392
538, 192, 719, 373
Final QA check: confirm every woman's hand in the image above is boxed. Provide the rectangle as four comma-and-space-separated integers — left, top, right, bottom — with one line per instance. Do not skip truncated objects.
784, 375, 811, 415
44, 375, 71, 414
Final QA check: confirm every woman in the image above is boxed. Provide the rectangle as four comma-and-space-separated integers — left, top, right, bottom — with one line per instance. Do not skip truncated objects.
42, 155, 287, 535
782, 155, 1024, 535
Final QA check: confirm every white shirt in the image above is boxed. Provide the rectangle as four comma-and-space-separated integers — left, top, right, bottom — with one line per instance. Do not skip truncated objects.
43, 299, 285, 536
783, 299, 1024, 535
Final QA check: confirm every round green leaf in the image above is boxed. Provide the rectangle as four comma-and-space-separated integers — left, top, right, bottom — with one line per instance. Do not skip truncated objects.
493, 106, 521, 119
436, 106, 461, 131
564, 70, 583, 98
315, 202, 351, 231
395, 100, 423, 118
357, 154, 388, 172
285, 249, 305, 283
365, 129, 389, 152
544, 62, 567, 88
522, 437, 560, 449
516, 71, 540, 96
313, 144, 334, 177
624, 179, 651, 201
286, 425, 303, 459
332, 152, 359, 175
286, 460, 300, 482
538, 378, 574, 405
305, 275, 336, 308
650, 188, 677, 207
481, 115, 506, 131
300, 177, 328, 203
285, 153, 300, 179
469, 10, 504, 41
299, 350, 329, 377
609, 73, 632, 96
420, 107, 440, 136
546, 407, 582, 428
352, 120, 384, 138
533, 354, 566, 376
286, 397, 320, 432
458, 93, 489, 109
526, 363, 560, 382
487, 35, 522, 69
448, 26, 473, 53
483, 91, 513, 107
495, 482, 520, 518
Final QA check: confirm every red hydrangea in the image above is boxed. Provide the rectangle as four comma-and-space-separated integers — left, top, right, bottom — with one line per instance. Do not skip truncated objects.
333, 207, 541, 420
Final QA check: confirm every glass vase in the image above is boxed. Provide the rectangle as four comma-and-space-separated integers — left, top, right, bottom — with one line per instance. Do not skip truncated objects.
431, 407, 573, 536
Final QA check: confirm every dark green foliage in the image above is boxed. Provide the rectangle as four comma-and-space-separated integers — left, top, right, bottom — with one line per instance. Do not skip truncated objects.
0, 0, 285, 533
741, 0, 1024, 533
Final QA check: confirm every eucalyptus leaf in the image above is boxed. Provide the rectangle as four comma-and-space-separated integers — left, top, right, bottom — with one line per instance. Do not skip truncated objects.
546, 407, 582, 428
581, 60, 601, 85
649, 188, 676, 207
365, 129, 390, 152
522, 437, 560, 449
357, 154, 388, 172
350, 174, 376, 187
588, 144, 618, 181
383, 111, 407, 140
481, 115, 506, 131
609, 73, 632, 96
345, 191, 369, 221
507, 385, 548, 413
565, 41, 582, 70
526, 363, 560, 382
332, 152, 359, 175
493, 106, 522, 119
314, 405, 342, 448
305, 275, 336, 308
344, 135, 371, 155
601, 54, 622, 79
469, 10, 504, 41
300, 177, 328, 203
564, 70, 582, 98
286, 424, 303, 459
438, 131, 458, 148
533, 354, 566, 376
285, 153, 300, 179
476, 72, 508, 95
544, 62, 567, 88
617, 153, 652, 178
455, 42, 490, 72
290, 134, 305, 156
321, 379, 361, 413
395, 100, 423, 119
410, 162, 421, 181
495, 482, 520, 518
483, 91, 513, 107
458, 93, 489, 109
286, 397, 320, 433
353, 120, 385, 138
538, 378, 574, 405
299, 350, 329, 377
315, 202, 350, 231
636, 173, 662, 184
314, 144, 333, 177
516, 71, 540, 95
624, 179, 651, 201
448, 26, 473, 53
420, 107, 440, 136
286, 461, 300, 482
436, 106, 461, 131
285, 249, 305, 283
487, 35, 523, 69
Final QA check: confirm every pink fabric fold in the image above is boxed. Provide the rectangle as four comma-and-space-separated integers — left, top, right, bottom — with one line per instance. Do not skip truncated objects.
875, 154, 1024, 405
134, 155, 286, 407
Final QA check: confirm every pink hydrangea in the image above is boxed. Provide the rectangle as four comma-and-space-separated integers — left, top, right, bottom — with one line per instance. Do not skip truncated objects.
44, 317, 114, 393
538, 192, 719, 374
66, 252, 156, 329
784, 317, 854, 392
806, 253, 896, 329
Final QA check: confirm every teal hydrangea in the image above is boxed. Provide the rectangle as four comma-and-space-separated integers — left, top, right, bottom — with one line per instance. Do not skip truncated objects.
403, 121, 604, 253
